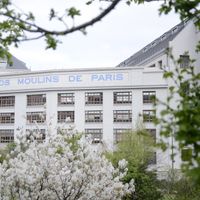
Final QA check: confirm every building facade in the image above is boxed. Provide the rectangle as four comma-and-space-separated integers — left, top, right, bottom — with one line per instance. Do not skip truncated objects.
117, 20, 200, 73
0, 19, 199, 174
0, 67, 171, 171
118, 19, 200, 171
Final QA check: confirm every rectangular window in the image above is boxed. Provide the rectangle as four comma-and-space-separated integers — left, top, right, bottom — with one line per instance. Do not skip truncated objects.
85, 110, 103, 122
146, 129, 156, 143
113, 110, 132, 122
148, 152, 157, 165
143, 91, 156, 104
0, 113, 15, 124
26, 112, 46, 124
113, 129, 131, 143
85, 129, 103, 143
181, 148, 193, 162
57, 111, 74, 123
149, 64, 155, 68
0, 129, 14, 143
113, 91, 132, 104
27, 94, 46, 106
158, 60, 162, 68
143, 110, 155, 122
85, 92, 103, 105
26, 129, 46, 142
180, 55, 189, 68
0, 96, 15, 107
58, 93, 74, 105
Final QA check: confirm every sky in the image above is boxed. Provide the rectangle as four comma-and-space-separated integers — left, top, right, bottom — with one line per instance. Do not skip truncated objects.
10, 0, 180, 71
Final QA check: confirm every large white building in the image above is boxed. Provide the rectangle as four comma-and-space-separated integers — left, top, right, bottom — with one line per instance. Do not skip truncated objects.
0, 19, 199, 173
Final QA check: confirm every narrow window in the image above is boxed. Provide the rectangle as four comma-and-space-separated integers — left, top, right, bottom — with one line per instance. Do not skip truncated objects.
143, 110, 155, 122
148, 152, 157, 165
180, 55, 190, 68
143, 91, 156, 104
146, 129, 156, 143
158, 60, 162, 68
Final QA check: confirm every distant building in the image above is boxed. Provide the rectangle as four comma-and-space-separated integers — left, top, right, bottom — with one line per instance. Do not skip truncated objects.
117, 19, 200, 174
0, 19, 199, 176
0, 54, 28, 73
117, 20, 200, 73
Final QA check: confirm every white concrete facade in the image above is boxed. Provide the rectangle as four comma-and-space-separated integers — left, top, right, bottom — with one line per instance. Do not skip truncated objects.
1, 20, 199, 175
0, 66, 171, 171
133, 20, 200, 171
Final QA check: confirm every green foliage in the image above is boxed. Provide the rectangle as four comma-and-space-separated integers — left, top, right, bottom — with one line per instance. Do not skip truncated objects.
160, 171, 200, 200
107, 130, 154, 168
45, 34, 59, 50
67, 7, 81, 19
106, 129, 162, 200
57, 128, 82, 153
157, 55, 200, 184
133, 167, 161, 200
159, 0, 200, 25
0, 142, 16, 163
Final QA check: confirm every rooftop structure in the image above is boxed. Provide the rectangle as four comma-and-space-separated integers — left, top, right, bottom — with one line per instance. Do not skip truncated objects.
117, 21, 187, 67
0, 54, 28, 71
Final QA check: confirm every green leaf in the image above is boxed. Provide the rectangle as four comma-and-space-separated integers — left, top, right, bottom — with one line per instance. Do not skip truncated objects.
163, 71, 173, 79
45, 34, 58, 50
67, 7, 80, 19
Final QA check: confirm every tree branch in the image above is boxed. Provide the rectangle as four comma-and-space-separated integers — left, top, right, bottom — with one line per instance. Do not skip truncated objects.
2, 0, 122, 37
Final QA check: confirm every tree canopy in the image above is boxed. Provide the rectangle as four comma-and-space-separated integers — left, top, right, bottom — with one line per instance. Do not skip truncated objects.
0, 130, 134, 199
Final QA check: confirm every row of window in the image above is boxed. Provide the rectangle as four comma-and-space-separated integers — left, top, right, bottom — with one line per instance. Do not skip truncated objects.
0, 128, 156, 144
0, 128, 156, 164
0, 91, 156, 107
0, 129, 14, 143
0, 110, 155, 124
147, 55, 190, 69
0, 129, 45, 143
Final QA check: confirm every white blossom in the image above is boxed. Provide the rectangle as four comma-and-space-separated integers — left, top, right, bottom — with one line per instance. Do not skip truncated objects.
0, 131, 134, 200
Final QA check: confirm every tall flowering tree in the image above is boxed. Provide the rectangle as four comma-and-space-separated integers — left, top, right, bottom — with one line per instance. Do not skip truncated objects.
0, 130, 134, 200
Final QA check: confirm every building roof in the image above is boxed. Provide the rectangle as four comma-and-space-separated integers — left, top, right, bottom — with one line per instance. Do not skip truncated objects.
117, 21, 187, 67
0, 54, 28, 71
7, 55, 28, 69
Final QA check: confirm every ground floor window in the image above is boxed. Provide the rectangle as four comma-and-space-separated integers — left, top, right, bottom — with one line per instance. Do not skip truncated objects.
0, 129, 14, 143
26, 129, 46, 142
85, 129, 103, 143
113, 129, 131, 142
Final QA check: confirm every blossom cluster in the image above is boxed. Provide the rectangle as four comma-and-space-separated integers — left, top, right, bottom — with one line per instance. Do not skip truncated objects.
0, 130, 134, 200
